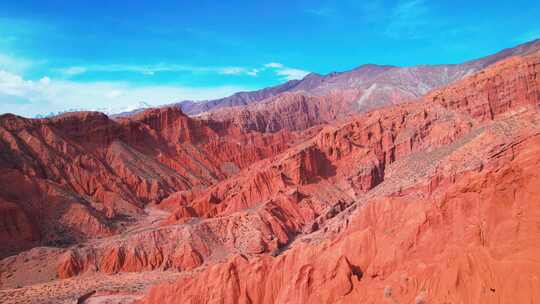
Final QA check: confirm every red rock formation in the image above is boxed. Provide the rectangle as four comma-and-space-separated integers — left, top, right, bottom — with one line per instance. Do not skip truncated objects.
203, 89, 360, 133
2, 43, 540, 304
430, 54, 540, 121
141, 132, 540, 303
137, 51, 540, 303
51, 48, 538, 283
0, 198, 39, 257
0, 107, 302, 256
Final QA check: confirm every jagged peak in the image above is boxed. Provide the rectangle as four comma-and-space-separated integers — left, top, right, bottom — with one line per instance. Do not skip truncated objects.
130, 105, 187, 121
0, 113, 34, 130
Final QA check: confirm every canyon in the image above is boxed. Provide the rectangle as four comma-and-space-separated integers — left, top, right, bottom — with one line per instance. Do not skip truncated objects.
1, 40, 540, 303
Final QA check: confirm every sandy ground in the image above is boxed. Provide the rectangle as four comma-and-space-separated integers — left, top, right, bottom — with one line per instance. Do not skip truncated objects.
0, 208, 181, 304
0, 270, 183, 304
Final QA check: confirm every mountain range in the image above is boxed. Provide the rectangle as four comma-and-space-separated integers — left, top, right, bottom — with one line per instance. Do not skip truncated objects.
174, 38, 540, 116
1, 39, 540, 304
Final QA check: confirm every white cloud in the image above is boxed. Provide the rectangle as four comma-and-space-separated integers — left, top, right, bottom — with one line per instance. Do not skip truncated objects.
0, 53, 34, 73
264, 62, 309, 80
0, 69, 249, 117
264, 62, 284, 68
59, 66, 87, 76
39, 76, 51, 85
246, 69, 259, 77
275, 68, 310, 81
105, 89, 123, 99
219, 67, 248, 75
55, 62, 311, 80
57, 63, 259, 77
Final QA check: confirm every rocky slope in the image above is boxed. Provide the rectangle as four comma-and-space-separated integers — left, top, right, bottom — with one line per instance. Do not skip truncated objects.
0, 107, 306, 258
135, 48, 540, 303
142, 131, 540, 303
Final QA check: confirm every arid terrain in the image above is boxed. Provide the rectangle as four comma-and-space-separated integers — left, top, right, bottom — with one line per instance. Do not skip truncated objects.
1, 39, 540, 303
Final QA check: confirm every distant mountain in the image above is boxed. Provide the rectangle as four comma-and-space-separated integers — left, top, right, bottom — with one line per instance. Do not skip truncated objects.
174, 39, 540, 116
191, 40, 540, 134
175, 75, 323, 115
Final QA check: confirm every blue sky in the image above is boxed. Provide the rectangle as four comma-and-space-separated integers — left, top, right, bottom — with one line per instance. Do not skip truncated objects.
0, 0, 539, 117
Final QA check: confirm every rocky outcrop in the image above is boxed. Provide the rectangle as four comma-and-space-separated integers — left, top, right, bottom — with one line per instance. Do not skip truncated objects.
430, 52, 540, 121
55, 196, 309, 278
0, 198, 38, 257
168, 99, 474, 224
0, 107, 301, 255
